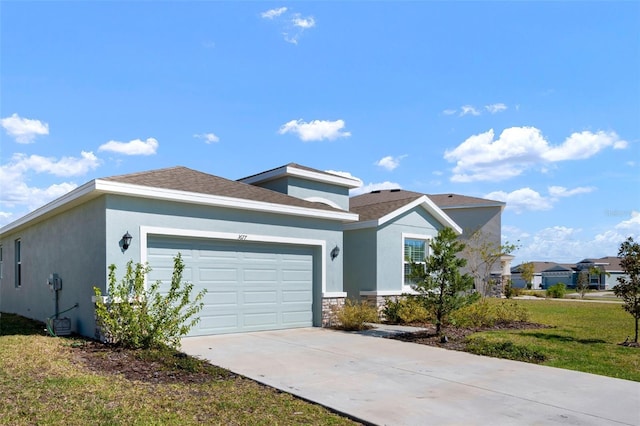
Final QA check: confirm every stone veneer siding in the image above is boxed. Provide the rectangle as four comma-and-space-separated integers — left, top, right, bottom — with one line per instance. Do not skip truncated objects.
321, 296, 346, 327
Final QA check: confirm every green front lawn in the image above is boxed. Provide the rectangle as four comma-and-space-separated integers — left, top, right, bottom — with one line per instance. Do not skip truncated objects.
467, 300, 640, 381
0, 313, 358, 426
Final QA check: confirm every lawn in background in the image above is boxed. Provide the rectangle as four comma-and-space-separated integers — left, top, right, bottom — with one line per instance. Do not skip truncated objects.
467, 299, 640, 381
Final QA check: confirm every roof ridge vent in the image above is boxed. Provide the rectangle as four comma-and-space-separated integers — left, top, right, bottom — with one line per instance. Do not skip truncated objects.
390, 189, 401, 192
371, 190, 381, 194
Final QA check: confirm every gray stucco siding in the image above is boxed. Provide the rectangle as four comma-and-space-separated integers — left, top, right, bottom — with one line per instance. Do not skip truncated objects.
285, 177, 351, 211
104, 194, 345, 294
374, 210, 441, 292
343, 228, 377, 298
0, 197, 106, 337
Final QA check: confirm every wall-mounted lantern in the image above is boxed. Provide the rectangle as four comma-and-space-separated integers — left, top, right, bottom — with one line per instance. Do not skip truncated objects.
330, 245, 340, 260
122, 231, 133, 250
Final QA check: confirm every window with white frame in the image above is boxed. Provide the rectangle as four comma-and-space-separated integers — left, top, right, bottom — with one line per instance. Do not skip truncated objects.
15, 239, 21, 288
403, 236, 429, 287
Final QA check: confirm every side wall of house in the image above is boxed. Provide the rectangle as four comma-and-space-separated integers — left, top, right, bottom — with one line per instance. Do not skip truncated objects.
0, 197, 106, 336
443, 206, 503, 275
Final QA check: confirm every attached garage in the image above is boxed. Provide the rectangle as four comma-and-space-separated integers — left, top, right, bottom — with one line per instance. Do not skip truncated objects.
146, 235, 315, 336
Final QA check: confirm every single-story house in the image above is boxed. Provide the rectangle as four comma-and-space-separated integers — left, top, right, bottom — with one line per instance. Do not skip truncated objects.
0, 163, 507, 338
510, 261, 557, 289
536, 257, 627, 290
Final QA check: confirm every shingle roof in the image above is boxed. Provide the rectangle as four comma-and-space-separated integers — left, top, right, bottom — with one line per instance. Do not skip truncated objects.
349, 189, 503, 221
512, 261, 562, 274
102, 166, 343, 212
238, 163, 360, 188
428, 193, 505, 208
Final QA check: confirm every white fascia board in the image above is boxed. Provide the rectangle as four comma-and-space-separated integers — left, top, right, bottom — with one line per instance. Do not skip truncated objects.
342, 197, 462, 233
379, 196, 462, 234
240, 165, 361, 189
94, 180, 359, 222
0, 180, 99, 236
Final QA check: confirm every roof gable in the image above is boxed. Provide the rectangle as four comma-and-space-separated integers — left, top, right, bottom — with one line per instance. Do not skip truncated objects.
346, 190, 461, 233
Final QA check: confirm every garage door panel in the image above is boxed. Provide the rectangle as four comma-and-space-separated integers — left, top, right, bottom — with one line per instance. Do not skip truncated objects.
147, 236, 314, 336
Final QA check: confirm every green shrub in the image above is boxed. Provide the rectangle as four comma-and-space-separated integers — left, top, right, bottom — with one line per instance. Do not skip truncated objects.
382, 296, 429, 324
466, 337, 547, 363
334, 299, 379, 331
94, 254, 206, 349
546, 283, 567, 299
451, 299, 530, 328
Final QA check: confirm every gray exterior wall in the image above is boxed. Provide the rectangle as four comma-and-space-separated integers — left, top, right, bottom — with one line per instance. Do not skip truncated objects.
443, 206, 503, 275
104, 195, 345, 328
343, 228, 377, 298
254, 176, 351, 211
0, 197, 106, 336
344, 208, 441, 296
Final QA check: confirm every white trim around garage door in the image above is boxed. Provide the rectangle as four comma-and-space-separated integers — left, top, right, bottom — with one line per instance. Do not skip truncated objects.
139, 226, 337, 296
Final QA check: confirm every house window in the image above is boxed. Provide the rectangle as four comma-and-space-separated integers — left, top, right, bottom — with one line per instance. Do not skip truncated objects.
403, 237, 429, 286
15, 239, 21, 288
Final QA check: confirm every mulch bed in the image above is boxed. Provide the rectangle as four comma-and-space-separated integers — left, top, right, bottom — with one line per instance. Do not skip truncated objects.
390, 321, 549, 351
68, 340, 234, 385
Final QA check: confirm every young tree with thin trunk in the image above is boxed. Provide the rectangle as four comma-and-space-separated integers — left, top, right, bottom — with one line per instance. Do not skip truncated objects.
614, 237, 640, 344
520, 262, 535, 290
464, 229, 519, 296
410, 227, 476, 338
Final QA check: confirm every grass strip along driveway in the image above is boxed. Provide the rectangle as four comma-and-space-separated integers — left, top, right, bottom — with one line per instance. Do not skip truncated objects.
463, 299, 640, 382
0, 314, 358, 426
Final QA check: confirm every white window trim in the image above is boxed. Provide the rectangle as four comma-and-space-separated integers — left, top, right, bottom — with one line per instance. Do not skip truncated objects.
138, 226, 335, 296
401, 233, 432, 293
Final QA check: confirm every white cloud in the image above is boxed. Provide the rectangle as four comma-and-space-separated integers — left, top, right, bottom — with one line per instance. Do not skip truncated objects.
547, 186, 595, 198
261, 7, 315, 44
194, 133, 220, 144
485, 188, 553, 214
486, 185, 595, 214
261, 7, 288, 19
442, 109, 457, 116
292, 14, 315, 29
542, 130, 624, 161
485, 103, 507, 114
0, 150, 100, 222
460, 105, 480, 116
98, 137, 158, 156
375, 155, 407, 171
350, 181, 402, 197
7, 151, 100, 177
509, 211, 640, 264
445, 127, 627, 182
278, 119, 351, 142
1, 113, 49, 144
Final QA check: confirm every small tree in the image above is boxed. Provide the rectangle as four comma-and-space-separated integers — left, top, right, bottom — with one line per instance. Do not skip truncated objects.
520, 262, 535, 290
576, 270, 590, 299
613, 237, 640, 344
464, 229, 519, 297
410, 227, 476, 337
94, 253, 206, 349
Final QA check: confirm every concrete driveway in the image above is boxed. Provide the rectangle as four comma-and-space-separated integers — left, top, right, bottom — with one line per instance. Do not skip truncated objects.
182, 328, 640, 426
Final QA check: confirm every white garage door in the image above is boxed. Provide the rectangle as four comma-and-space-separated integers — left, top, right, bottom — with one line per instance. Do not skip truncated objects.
147, 236, 314, 336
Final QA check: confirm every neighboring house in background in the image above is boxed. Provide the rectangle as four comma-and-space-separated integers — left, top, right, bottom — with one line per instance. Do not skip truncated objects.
535, 257, 626, 290
0, 163, 507, 338
510, 262, 556, 289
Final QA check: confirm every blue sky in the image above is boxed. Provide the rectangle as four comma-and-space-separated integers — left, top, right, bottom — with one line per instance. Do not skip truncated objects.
1, 1, 639, 265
